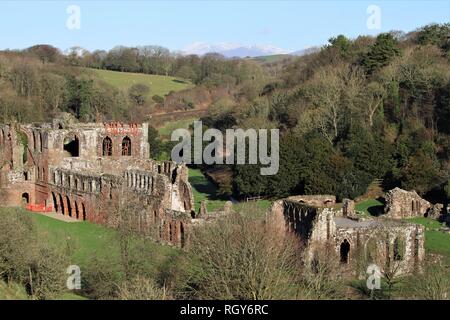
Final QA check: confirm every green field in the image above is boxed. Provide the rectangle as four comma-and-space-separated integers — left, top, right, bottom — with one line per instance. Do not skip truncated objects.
407, 217, 450, 263
0, 208, 178, 300
251, 54, 292, 64
188, 168, 272, 214
90, 68, 193, 99
356, 200, 450, 263
158, 117, 197, 140
28, 211, 177, 267
355, 199, 384, 216
188, 168, 228, 212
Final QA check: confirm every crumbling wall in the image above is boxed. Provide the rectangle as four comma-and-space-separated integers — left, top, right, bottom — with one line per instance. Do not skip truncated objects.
0, 119, 194, 248
384, 187, 443, 219
287, 194, 336, 207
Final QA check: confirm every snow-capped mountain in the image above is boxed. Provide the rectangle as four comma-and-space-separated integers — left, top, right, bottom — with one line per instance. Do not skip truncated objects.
182, 42, 290, 58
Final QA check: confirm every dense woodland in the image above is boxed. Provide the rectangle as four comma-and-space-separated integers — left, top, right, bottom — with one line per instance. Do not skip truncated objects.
0, 23, 449, 204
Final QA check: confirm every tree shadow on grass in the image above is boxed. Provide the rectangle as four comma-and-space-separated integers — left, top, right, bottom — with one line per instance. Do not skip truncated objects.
367, 197, 386, 217
189, 176, 226, 201
172, 79, 188, 84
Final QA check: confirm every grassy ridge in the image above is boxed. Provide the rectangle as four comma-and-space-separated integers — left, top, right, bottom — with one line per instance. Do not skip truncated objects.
91, 68, 193, 98
158, 117, 197, 140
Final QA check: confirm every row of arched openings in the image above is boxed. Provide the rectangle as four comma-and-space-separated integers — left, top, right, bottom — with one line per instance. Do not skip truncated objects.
338, 236, 406, 265
102, 136, 131, 156
51, 192, 87, 220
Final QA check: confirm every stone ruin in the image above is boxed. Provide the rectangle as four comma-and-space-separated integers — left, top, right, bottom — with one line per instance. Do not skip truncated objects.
384, 187, 445, 221
0, 118, 196, 247
268, 195, 425, 275
287, 194, 336, 207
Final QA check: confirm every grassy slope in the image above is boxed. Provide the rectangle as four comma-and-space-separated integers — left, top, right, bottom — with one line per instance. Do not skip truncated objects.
0, 208, 178, 300
355, 199, 384, 217
91, 68, 193, 98
188, 168, 227, 212
188, 168, 272, 213
158, 117, 197, 140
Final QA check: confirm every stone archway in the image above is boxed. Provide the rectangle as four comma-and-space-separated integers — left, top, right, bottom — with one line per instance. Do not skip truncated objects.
66, 196, 72, 217
59, 194, 65, 215
75, 201, 80, 220
340, 239, 350, 263
102, 137, 113, 156
21, 193, 30, 205
51, 192, 58, 212
121, 136, 131, 156
180, 222, 185, 248
81, 203, 86, 221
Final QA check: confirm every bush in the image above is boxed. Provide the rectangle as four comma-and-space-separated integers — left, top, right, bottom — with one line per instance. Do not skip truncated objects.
182, 213, 302, 299
0, 209, 69, 299
152, 95, 164, 104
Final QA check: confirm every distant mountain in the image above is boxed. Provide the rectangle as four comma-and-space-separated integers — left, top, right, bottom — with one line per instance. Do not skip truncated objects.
182, 42, 290, 58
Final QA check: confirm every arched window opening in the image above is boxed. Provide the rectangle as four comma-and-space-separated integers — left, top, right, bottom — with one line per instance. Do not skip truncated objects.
51, 192, 58, 212
121, 136, 131, 156
169, 222, 173, 242
39, 133, 43, 153
21, 193, 29, 205
393, 237, 405, 261
180, 222, 185, 247
340, 239, 350, 264
75, 202, 79, 220
103, 137, 113, 156
63, 135, 79, 157
171, 169, 177, 184
59, 194, 65, 215
32, 132, 37, 150
66, 196, 72, 217
82, 203, 87, 221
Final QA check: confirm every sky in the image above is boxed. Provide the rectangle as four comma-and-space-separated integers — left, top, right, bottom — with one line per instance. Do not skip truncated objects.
0, 0, 449, 53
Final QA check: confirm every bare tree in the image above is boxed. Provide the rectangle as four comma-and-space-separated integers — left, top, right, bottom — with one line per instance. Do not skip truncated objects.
183, 213, 302, 300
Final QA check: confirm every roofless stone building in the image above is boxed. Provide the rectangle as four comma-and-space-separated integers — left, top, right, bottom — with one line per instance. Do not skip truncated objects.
0, 115, 194, 247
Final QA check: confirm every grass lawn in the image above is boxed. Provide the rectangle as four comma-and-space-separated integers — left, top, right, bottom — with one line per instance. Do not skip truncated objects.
406, 217, 450, 263
355, 199, 384, 217
27, 210, 178, 268
188, 168, 228, 212
158, 117, 197, 140
0, 207, 179, 299
188, 168, 272, 214
90, 68, 192, 99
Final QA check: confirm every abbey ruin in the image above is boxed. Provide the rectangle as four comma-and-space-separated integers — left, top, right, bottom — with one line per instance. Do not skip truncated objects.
0, 116, 195, 247
267, 191, 442, 275
0, 116, 447, 270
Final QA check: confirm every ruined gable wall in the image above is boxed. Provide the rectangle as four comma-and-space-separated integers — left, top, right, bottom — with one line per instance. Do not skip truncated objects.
384, 187, 432, 219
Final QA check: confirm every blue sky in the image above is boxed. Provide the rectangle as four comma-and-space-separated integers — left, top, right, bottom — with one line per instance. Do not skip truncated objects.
0, 0, 448, 52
